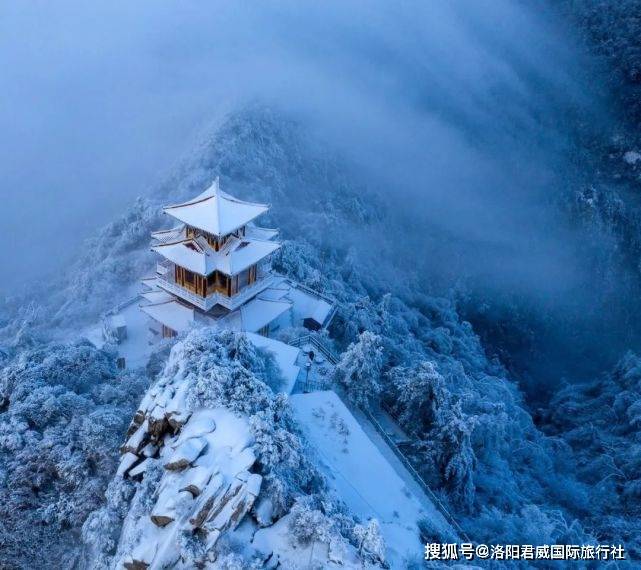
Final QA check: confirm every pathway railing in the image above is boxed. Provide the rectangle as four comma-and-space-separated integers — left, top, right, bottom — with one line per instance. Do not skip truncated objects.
289, 334, 469, 542
291, 281, 336, 305
289, 334, 339, 365
361, 405, 471, 543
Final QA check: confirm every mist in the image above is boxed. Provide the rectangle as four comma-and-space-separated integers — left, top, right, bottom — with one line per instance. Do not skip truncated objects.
0, 1, 612, 344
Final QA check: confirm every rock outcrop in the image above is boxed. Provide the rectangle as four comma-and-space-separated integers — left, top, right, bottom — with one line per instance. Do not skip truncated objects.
113, 377, 261, 569
91, 330, 374, 569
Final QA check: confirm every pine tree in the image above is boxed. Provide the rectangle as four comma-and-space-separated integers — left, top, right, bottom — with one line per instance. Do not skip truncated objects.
433, 402, 477, 510
388, 360, 449, 436
334, 331, 384, 409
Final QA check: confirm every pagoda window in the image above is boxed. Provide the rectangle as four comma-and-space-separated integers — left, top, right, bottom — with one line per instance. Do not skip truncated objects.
175, 266, 190, 289
206, 271, 229, 295
162, 325, 177, 338
176, 267, 205, 296
248, 264, 257, 285
204, 232, 230, 251
196, 274, 206, 297
230, 275, 239, 295
237, 268, 250, 290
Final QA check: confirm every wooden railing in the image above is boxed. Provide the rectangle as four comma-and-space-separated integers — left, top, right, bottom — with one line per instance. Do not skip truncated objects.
155, 266, 277, 311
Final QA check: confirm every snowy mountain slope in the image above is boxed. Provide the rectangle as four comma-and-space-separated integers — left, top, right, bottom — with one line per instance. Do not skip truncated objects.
2, 102, 641, 566
290, 390, 448, 568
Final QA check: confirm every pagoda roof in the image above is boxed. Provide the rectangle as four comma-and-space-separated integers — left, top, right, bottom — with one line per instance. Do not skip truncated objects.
246, 223, 279, 241
151, 226, 186, 245
152, 235, 280, 277
287, 285, 334, 326
163, 178, 269, 237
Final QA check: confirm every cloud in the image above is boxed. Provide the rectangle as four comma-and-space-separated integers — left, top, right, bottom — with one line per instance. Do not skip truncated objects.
0, 0, 603, 306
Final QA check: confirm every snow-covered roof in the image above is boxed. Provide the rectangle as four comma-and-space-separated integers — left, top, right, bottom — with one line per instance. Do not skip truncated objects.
240, 297, 291, 333
163, 178, 269, 237
151, 226, 186, 245
255, 284, 291, 301
141, 276, 159, 291
221, 295, 291, 333
141, 290, 174, 304
245, 223, 279, 241
226, 239, 280, 276
152, 235, 280, 277
152, 224, 276, 247
288, 286, 333, 325
140, 300, 194, 332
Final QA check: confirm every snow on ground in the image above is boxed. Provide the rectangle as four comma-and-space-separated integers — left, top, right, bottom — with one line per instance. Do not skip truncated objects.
290, 390, 453, 568
292, 342, 334, 393
83, 294, 155, 370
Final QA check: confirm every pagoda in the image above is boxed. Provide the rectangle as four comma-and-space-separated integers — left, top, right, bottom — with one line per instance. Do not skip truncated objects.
140, 178, 335, 339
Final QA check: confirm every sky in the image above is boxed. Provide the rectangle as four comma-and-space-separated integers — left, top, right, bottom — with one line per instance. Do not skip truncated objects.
0, 3, 230, 289
0, 1, 603, 301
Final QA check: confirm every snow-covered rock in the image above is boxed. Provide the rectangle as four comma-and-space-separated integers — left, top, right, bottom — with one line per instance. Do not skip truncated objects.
113, 397, 260, 568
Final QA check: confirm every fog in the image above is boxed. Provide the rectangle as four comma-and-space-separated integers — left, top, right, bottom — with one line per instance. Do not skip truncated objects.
0, 1, 609, 330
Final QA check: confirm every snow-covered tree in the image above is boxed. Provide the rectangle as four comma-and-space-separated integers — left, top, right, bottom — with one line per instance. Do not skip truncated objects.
288, 497, 336, 545
432, 402, 477, 510
334, 331, 384, 409
354, 519, 386, 567
544, 351, 641, 556
6, 103, 638, 565
0, 340, 146, 569
387, 360, 449, 436
250, 394, 320, 518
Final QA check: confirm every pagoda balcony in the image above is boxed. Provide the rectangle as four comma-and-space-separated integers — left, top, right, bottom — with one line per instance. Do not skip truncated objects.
155, 260, 276, 312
